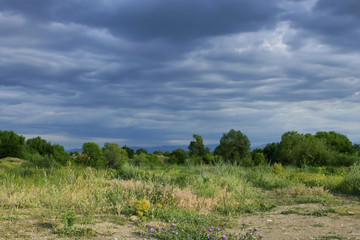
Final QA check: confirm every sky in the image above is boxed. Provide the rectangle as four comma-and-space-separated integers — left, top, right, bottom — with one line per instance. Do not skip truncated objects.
1, 0, 359, 150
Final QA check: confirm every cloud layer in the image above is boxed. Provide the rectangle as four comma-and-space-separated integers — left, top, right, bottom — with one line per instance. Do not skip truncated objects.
1, 0, 359, 149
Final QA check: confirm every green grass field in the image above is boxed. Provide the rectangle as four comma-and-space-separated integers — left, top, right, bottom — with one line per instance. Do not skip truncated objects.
0, 158, 359, 239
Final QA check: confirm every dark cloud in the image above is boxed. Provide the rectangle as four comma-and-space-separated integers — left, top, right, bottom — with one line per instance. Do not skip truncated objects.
0, 0, 281, 41
1, 0, 360, 148
285, 0, 360, 51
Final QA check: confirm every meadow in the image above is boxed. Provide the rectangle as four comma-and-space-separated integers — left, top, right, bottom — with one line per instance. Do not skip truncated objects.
0, 157, 359, 239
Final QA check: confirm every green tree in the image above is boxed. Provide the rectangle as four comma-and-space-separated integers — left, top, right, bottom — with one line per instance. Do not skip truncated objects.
353, 143, 360, 153
26, 136, 52, 156
214, 129, 251, 164
103, 142, 128, 168
52, 144, 71, 165
251, 148, 266, 166
315, 131, 354, 154
263, 142, 280, 164
136, 148, 148, 155
277, 131, 303, 165
82, 142, 102, 167
168, 148, 188, 165
188, 134, 206, 157
122, 145, 135, 158
292, 134, 332, 167
0, 130, 25, 158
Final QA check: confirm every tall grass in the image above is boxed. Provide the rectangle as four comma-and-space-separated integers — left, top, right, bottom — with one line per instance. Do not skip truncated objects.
0, 159, 358, 223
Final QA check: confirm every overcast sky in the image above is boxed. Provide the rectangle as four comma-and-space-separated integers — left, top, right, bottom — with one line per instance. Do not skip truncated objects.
1, 0, 359, 150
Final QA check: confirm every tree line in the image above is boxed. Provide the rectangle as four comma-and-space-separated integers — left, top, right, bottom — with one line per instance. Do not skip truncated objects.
0, 129, 359, 169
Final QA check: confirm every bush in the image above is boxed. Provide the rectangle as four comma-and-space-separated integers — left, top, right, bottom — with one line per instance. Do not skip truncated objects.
0, 130, 25, 158
133, 153, 148, 166
331, 153, 359, 167
135, 198, 150, 217
337, 165, 360, 195
23, 152, 60, 168
61, 210, 77, 228
273, 163, 283, 175
168, 149, 188, 165
252, 152, 266, 166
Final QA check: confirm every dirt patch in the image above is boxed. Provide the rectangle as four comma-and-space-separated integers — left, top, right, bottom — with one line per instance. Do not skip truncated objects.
236, 203, 360, 240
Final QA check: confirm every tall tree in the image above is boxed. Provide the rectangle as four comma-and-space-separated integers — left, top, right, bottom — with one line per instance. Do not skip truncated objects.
277, 131, 303, 165
188, 134, 206, 157
82, 142, 102, 167
26, 136, 52, 156
0, 130, 25, 158
103, 142, 128, 168
214, 129, 251, 163
315, 131, 354, 154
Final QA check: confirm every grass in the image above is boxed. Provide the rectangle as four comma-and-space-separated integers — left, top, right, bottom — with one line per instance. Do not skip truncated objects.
0, 158, 359, 239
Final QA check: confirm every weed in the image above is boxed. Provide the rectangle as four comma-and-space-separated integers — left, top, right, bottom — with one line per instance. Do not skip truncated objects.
142, 216, 263, 240
54, 226, 98, 237
273, 163, 283, 175
135, 198, 150, 217
61, 210, 77, 228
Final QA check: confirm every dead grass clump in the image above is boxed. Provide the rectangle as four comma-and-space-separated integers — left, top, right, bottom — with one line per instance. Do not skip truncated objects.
173, 187, 217, 211
275, 184, 333, 204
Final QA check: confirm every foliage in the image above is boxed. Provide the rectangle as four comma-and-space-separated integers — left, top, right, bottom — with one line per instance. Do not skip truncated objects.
272, 163, 283, 175
0, 130, 25, 159
214, 129, 251, 164
263, 142, 280, 164
26, 136, 52, 156
277, 131, 303, 165
61, 210, 77, 228
51, 144, 71, 165
276, 131, 358, 167
336, 164, 360, 195
82, 142, 102, 167
133, 153, 149, 166
122, 145, 135, 158
102, 142, 128, 168
292, 134, 333, 167
135, 198, 150, 217
315, 131, 355, 154
143, 216, 263, 240
136, 148, 148, 155
23, 152, 60, 168
251, 149, 265, 166
169, 148, 188, 165
188, 134, 208, 157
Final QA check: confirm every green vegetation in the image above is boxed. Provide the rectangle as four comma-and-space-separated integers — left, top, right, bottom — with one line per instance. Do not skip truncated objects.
0, 129, 359, 238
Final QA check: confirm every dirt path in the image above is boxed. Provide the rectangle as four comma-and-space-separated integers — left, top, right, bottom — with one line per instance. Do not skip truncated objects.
238, 203, 360, 240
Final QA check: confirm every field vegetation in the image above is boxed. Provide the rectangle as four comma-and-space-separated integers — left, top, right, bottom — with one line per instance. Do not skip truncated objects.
0, 129, 359, 239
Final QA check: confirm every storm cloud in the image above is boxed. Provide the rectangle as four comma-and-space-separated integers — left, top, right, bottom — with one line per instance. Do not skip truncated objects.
0, 0, 359, 149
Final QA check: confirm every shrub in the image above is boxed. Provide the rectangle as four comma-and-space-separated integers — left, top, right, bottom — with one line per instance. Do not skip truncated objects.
331, 153, 359, 167
135, 198, 150, 217
337, 165, 360, 195
252, 152, 266, 166
168, 149, 188, 165
61, 210, 77, 228
23, 152, 60, 168
273, 163, 283, 175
